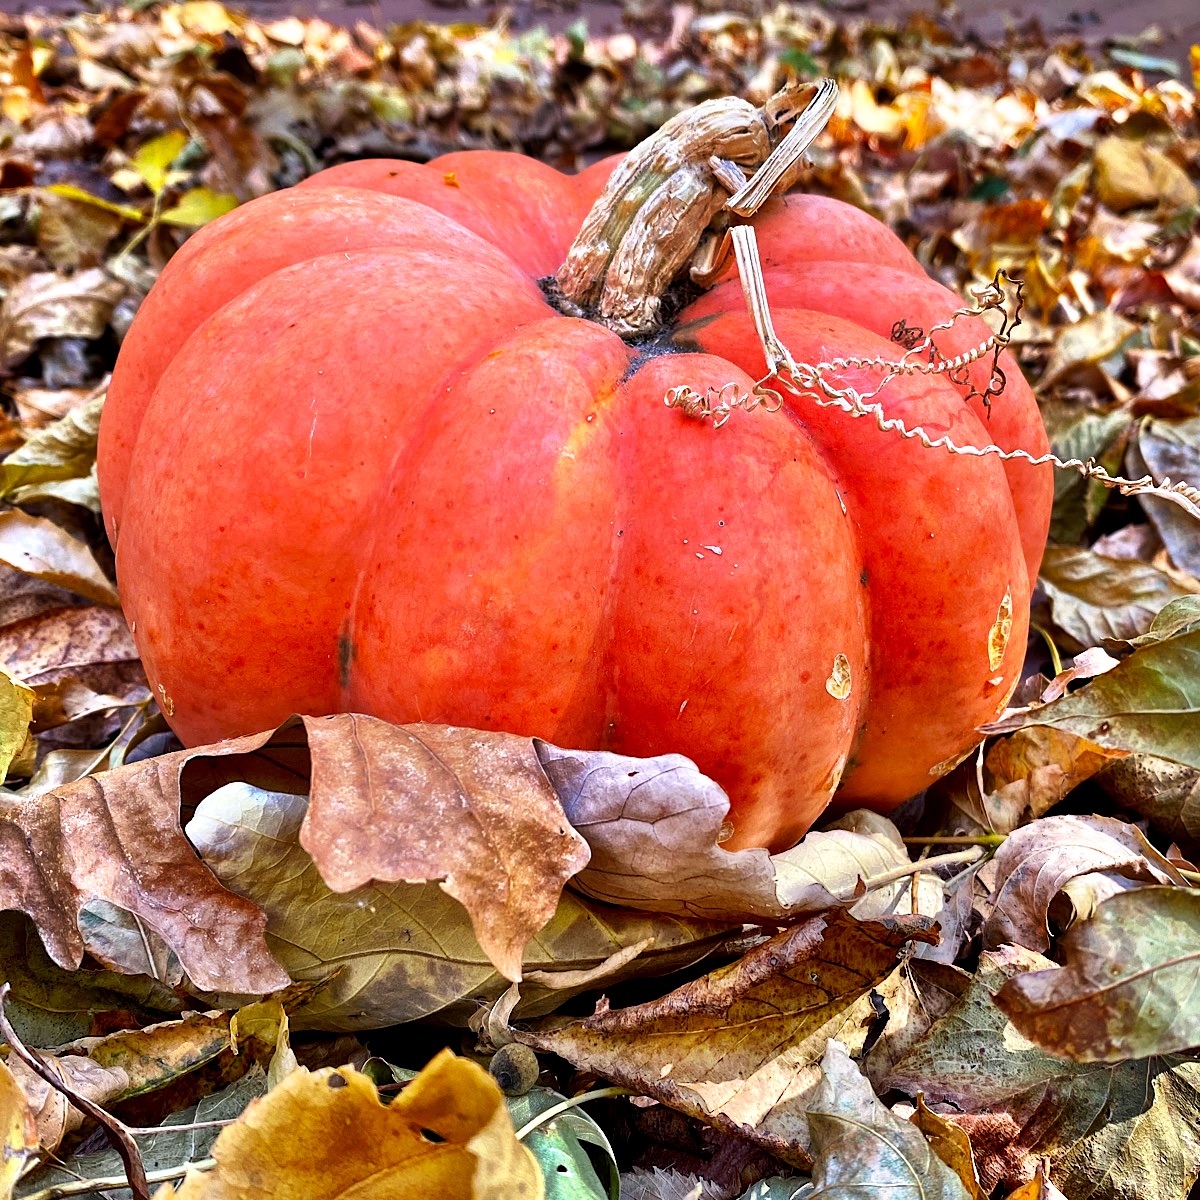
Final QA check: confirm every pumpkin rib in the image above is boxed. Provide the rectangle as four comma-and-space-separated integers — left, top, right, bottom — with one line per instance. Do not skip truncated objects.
117, 246, 554, 745
687, 306, 1029, 806
99, 187, 527, 544
679, 260, 1053, 581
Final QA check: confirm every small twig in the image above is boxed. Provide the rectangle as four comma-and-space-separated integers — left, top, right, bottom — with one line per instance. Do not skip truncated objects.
902, 835, 1005, 847
127, 1119, 234, 1136
839, 847, 985, 902
19, 1158, 216, 1200
0, 985, 149, 1200
513, 1086, 633, 1141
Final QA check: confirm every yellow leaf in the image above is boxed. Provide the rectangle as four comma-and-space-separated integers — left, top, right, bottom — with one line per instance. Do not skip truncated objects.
42, 183, 144, 223
159, 188, 239, 228
168, 1051, 543, 1198
0, 667, 35, 783
132, 131, 189, 196
0, 1059, 39, 1196
1093, 136, 1199, 213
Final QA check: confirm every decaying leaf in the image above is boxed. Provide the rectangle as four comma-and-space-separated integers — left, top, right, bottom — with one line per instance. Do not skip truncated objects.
299, 718, 590, 981
167, 1051, 542, 1199
1097, 753, 1200, 846
982, 630, 1200, 770
1128, 417, 1200, 577
538, 744, 940, 922
996, 885, 1200, 1061
520, 911, 935, 1166
188, 783, 732, 1029
886, 945, 1200, 1196
984, 814, 1186, 952
807, 1040, 970, 1199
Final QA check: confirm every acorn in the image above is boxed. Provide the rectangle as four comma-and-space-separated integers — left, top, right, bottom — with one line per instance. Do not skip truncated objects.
489, 1043, 540, 1096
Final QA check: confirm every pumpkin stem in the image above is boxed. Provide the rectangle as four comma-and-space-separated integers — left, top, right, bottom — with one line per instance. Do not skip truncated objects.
555, 79, 838, 338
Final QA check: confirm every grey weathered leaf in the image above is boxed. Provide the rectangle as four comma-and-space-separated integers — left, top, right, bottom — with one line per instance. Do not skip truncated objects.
982, 630, 1200, 770
537, 743, 940, 922
1038, 545, 1198, 647
1044, 408, 1129, 544
1097, 753, 1200, 844
1128, 416, 1200, 576
806, 1040, 969, 1199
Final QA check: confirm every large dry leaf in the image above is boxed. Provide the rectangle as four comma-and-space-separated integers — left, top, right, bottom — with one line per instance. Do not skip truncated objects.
984, 814, 1186, 952
1092, 136, 1199, 212
189, 783, 733, 1030
984, 727, 1127, 829
301, 719, 590, 980
995, 885, 1200, 1061
521, 910, 935, 1167
168, 1051, 542, 1199
0, 269, 124, 371
0, 510, 118, 607
886, 946, 1200, 1197
806, 1040, 970, 1199
983, 630, 1200, 770
1038, 545, 1199, 647
1097, 754, 1200, 845
537, 743, 940, 921
0, 715, 594, 998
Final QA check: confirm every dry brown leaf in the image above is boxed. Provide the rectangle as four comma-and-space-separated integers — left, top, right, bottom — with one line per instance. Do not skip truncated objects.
0, 269, 123, 371
303, 719, 589, 981
984, 814, 1187, 952
168, 1051, 542, 1199
0, 715, 592, 997
1092, 136, 1199, 213
983, 727, 1127, 828
0, 510, 118, 607
538, 743, 938, 922
4, 1049, 128, 1155
520, 910, 935, 1167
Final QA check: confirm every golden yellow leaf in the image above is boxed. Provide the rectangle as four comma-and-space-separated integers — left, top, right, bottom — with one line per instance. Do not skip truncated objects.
0, 1059, 38, 1198
159, 188, 239, 227
131, 132, 189, 196
1093, 136, 1199, 213
0, 667, 34, 782
168, 1050, 542, 1199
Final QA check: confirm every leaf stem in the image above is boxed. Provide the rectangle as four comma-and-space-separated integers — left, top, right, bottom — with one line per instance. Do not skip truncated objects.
841, 847, 986, 900
1032, 622, 1064, 677
902, 835, 1005, 847
513, 1085, 633, 1141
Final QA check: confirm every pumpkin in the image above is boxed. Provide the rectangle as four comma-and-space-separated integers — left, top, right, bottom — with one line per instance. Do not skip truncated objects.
98, 88, 1052, 851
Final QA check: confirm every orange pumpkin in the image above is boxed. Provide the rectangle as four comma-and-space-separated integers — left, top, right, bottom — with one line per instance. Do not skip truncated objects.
99, 94, 1051, 851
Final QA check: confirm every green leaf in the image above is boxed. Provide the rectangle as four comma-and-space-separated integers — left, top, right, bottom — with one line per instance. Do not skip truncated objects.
982, 630, 1200, 770
1038, 545, 1199, 647
1043, 408, 1129, 544
130, 130, 189, 196
0, 393, 104, 498
509, 1088, 619, 1200
996, 886, 1200, 1061
159, 187, 239, 227
42, 183, 144, 222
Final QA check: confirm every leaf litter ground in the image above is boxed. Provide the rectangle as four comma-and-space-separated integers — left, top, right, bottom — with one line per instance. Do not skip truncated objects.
0, 2, 1199, 1198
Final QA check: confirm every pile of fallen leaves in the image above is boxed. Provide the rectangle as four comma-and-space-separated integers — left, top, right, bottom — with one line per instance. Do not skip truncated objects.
0, 2, 1199, 1198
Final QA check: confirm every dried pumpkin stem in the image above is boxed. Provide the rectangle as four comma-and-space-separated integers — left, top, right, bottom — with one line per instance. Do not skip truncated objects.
556, 80, 837, 337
